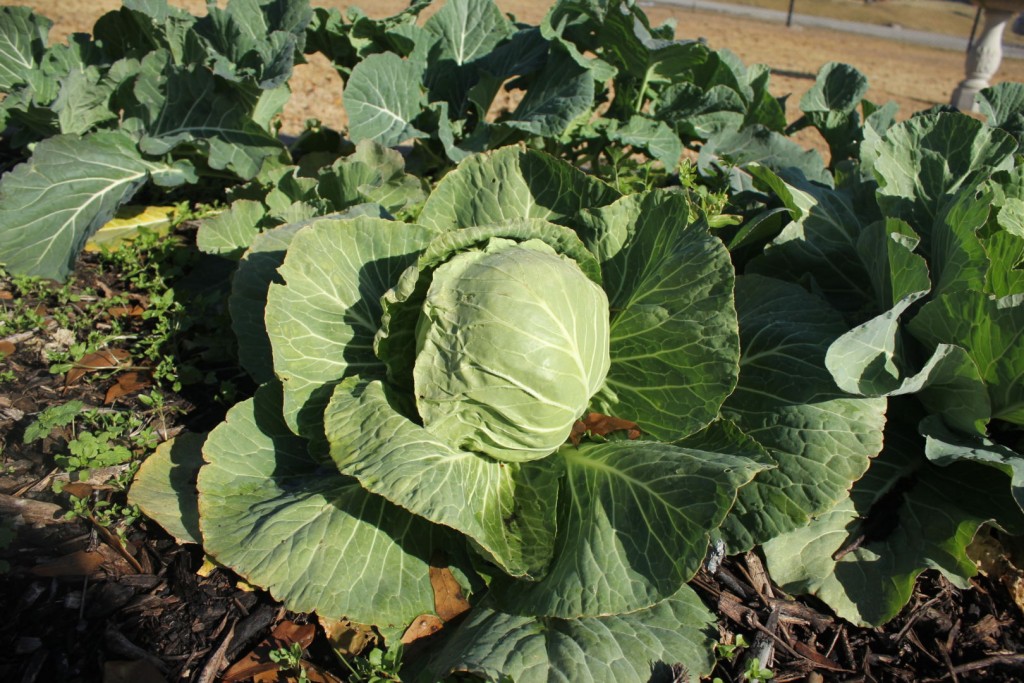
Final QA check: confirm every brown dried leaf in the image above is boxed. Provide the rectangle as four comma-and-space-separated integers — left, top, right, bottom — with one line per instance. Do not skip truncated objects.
104, 372, 151, 405
569, 412, 641, 446
401, 614, 443, 644
62, 482, 95, 499
31, 546, 129, 577
66, 349, 131, 386
0, 340, 15, 357
106, 305, 146, 318
318, 616, 377, 657
430, 564, 471, 622
792, 641, 847, 671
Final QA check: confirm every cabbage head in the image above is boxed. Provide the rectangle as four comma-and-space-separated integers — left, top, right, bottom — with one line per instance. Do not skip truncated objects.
133, 146, 771, 682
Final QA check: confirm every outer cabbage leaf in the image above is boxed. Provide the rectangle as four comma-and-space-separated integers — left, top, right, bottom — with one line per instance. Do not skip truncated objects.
92, 0, 197, 64
265, 216, 438, 435
129, 431, 206, 546
316, 141, 426, 216
418, 146, 621, 233
586, 192, 740, 441
908, 291, 1024, 426
607, 116, 684, 172
324, 378, 558, 580
977, 82, 1024, 143
763, 426, 1024, 626
198, 383, 449, 631
229, 219, 310, 384
421, 585, 717, 683
487, 440, 765, 618
423, 0, 512, 66
721, 275, 887, 551
922, 416, 1024, 511
698, 125, 830, 186
191, 0, 312, 89
796, 62, 869, 162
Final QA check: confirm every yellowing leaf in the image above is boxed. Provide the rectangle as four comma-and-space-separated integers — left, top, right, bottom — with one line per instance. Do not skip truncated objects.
83, 205, 177, 253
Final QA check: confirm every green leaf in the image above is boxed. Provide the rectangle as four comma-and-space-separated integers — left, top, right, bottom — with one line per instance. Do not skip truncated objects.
423, 585, 717, 683
344, 52, 427, 147
501, 46, 594, 137
419, 146, 620, 233
316, 140, 425, 215
856, 218, 931, 311
229, 220, 308, 384
869, 112, 1016, 230
134, 60, 284, 179
587, 192, 740, 442
922, 416, 1024, 513
796, 62, 869, 162
746, 164, 874, 314
800, 62, 868, 116
607, 116, 684, 171
487, 440, 764, 618
909, 290, 1024, 426
192, 0, 312, 89
197, 200, 269, 258
0, 6, 51, 91
198, 383, 447, 630
422, 0, 512, 66
721, 275, 886, 551
92, 0, 197, 64
824, 291, 928, 396
0, 131, 189, 280
52, 65, 119, 135
129, 432, 206, 545
324, 378, 558, 580
699, 125, 831, 186
763, 429, 1024, 626
977, 81, 1024, 143
265, 216, 438, 435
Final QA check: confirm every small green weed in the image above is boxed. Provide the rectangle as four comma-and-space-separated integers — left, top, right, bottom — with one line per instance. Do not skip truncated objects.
24, 400, 159, 475
269, 642, 310, 683
337, 642, 404, 682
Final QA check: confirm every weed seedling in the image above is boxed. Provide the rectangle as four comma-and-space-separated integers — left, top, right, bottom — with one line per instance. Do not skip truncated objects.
337, 642, 404, 682
269, 642, 310, 683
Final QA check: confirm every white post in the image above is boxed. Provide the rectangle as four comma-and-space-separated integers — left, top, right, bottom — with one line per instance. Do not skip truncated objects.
952, 8, 1016, 110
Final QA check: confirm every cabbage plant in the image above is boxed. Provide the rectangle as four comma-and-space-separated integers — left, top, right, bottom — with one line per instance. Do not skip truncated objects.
134, 146, 784, 679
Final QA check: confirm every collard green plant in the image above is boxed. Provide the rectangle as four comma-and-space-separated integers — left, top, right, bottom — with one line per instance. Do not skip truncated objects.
747, 109, 1024, 626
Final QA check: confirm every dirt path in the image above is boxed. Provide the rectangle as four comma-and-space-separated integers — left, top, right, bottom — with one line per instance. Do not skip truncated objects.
17, 0, 1024, 136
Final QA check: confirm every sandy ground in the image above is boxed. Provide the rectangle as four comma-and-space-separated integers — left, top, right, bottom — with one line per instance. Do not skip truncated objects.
15, 0, 1024, 138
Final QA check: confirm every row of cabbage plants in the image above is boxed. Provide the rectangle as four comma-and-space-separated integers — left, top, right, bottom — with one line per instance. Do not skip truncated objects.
2, 0, 1023, 680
